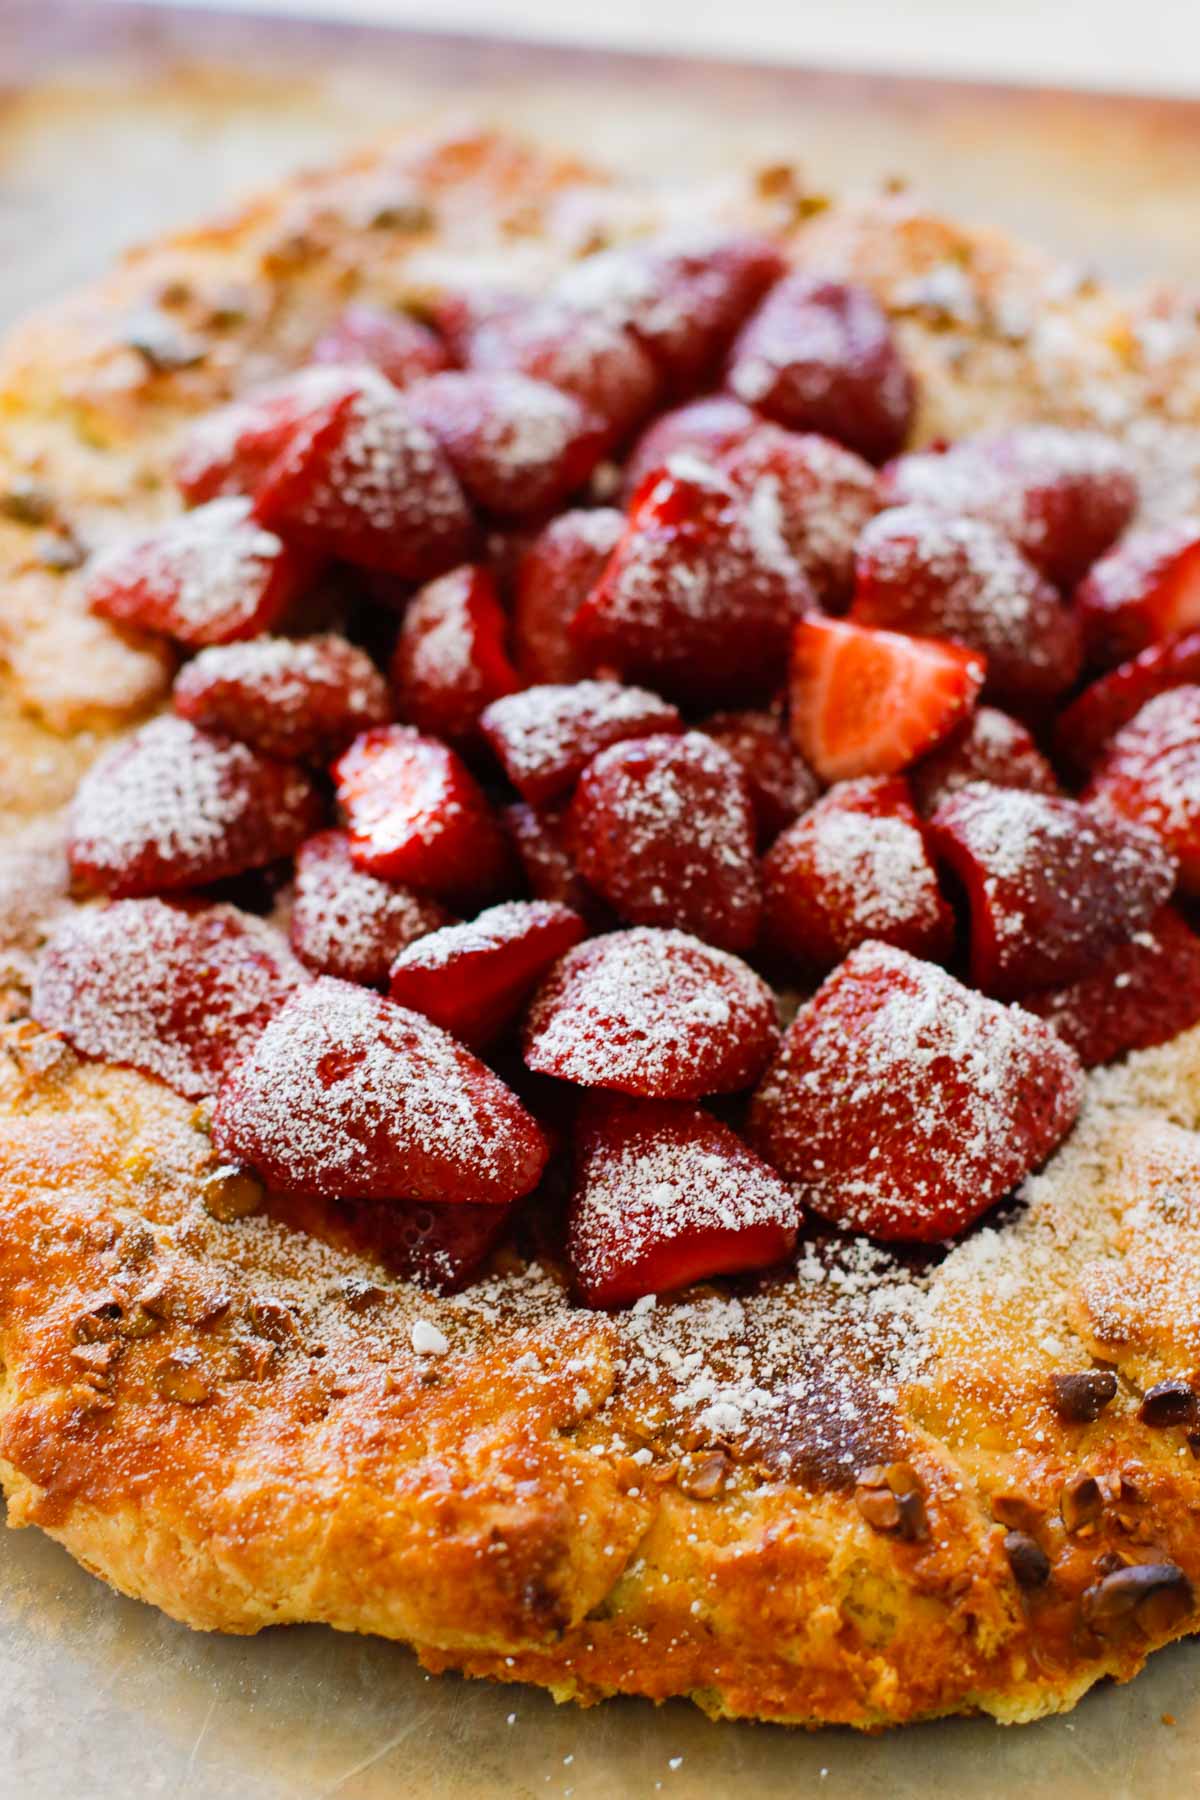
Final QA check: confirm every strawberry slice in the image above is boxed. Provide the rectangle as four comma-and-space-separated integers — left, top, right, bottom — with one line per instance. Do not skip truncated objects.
726, 273, 915, 464
480, 679, 682, 805
512, 507, 623, 684
749, 941, 1083, 1240
69, 716, 323, 898
700, 708, 820, 845
212, 976, 549, 1205
32, 898, 307, 1100
1076, 523, 1200, 667
928, 784, 1177, 996
720, 425, 879, 610
334, 724, 510, 903
851, 505, 1081, 704
1056, 631, 1200, 775
390, 564, 519, 745
567, 731, 761, 952
623, 395, 760, 497
173, 632, 390, 761
567, 1095, 801, 1308
523, 926, 779, 1099
387, 898, 586, 1047
1018, 905, 1200, 1068
1086, 686, 1200, 891
175, 376, 333, 505
86, 497, 310, 648
249, 366, 476, 580
762, 775, 953, 974
290, 830, 451, 987
571, 458, 811, 708
501, 800, 599, 916
312, 303, 452, 386
909, 706, 1059, 817
334, 1193, 517, 1294
407, 370, 607, 519
789, 616, 984, 783
878, 426, 1137, 589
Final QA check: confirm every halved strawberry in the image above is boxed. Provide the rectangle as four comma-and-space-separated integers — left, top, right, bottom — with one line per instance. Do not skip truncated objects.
852, 505, 1081, 704
1086, 686, 1200, 891
763, 775, 952, 974
720, 425, 880, 610
501, 800, 598, 915
480, 679, 681, 805
69, 716, 323, 898
212, 976, 548, 1205
726, 274, 915, 464
173, 632, 390, 762
571, 458, 811, 708
1054, 631, 1200, 775
623, 395, 759, 497
175, 375, 333, 504
312, 303, 452, 387
290, 830, 451, 987
249, 366, 476, 580
1076, 523, 1200, 667
1018, 905, 1200, 1068
390, 564, 519, 744
700, 708, 820, 845
878, 426, 1137, 589
523, 926, 778, 1098
85, 497, 310, 648
567, 1095, 801, 1308
789, 616, 984, 783
749, 942, 1083, 1240
32, 898, 307, 1099
512, 507, 623, 684
928, 784, 1176, 996
407, 370, 607, 519
909, 706, 1059, 817
567, 732, 761, 952
334, 1193, 517, 1293
334, 724, 510, 903
388, 898, 586, 1047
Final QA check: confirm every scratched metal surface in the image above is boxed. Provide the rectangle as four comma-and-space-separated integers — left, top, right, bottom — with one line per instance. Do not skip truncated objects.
4, 7, 1200, 1795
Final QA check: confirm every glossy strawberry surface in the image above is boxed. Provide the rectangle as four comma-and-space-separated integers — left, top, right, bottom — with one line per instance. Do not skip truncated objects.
480, 679, 681, 805
408, 370, 607, 518
721, 424, 879, 610
1086, 685, 1200, 891
1076, 523, 1200, 668
699, 709, 820, 845
512, 507, 623, 684
388, 898, 586, 1047
909, 706, 1059, 818
390, 564, 519, 745
1055, 631, 1200, 775
1018, 905, 1200, 1068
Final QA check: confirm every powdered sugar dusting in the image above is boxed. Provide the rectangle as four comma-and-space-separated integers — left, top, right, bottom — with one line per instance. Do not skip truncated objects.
290, 830, 449, 986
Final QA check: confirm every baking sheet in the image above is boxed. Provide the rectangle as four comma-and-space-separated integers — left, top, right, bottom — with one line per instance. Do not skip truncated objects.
3, 7, 1200, 1793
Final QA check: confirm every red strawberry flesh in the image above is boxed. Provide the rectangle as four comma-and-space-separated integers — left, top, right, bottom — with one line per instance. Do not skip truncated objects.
1055, 631, 1200, 776
290, 830, 451, 987
512, 507, 623, 684
173, 632, 390, 762
720, 425, 879, 610
909, 705, 1059, 818
1085, 685, 1200, 892
1076, 522, 1200, 668
388, 898, 586, 1047
1018, 905, 1200, 1068
312, 303, 452, 387
480, 678, 682, 805
390, 563, 519, 745
700, 709, 820, 845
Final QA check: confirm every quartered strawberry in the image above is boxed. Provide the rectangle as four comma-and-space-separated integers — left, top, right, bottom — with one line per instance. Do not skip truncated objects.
523, 926, 779, 1098
720, 425, 879, 610
567, 1095, 801, 1308
86, 497, 310, 648
1086, 686, 1200, 891
32, 898, 307, 1099
567, 732, 761, 953
571, 458, 811, 708
212, 976, 549, 1205
512, 506, 623, 684
480, 678, 682, 805
749, 942, 1083, 1240
555, 231, 786, 392
312, 303, 452, 387
249, 366, 476, 580
69, 716, 323, 898
1055, 631, 1200, 776
390, 564, 519, 744
334, 724, 510, 902
173, 632, 391, 761
1076, 523, 1200, 668
290, 830, 451, 987
726, 273, 915, 464
1018, 905, 1200, 1068
928, 784, 1177, 996
335, 1192, 517, 1294
852, 505, 1081, 704
700, 709, 820, 845
909, 706, 1059, 817
175, 375, 336, 505
387, 898, 586, 1047
407, 370, 607, 518
623, 395, 759, 497
878, 426, 1137, 589
501, 800, 597, 915
789, 615, 984, 783
762, 775, 953, 974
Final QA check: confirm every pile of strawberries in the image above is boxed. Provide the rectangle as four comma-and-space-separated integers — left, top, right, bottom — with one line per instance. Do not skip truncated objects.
32, 229, 1200, 1307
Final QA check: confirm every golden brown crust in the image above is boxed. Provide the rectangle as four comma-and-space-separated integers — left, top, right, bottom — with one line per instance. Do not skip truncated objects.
5, 127, 1200, 1728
